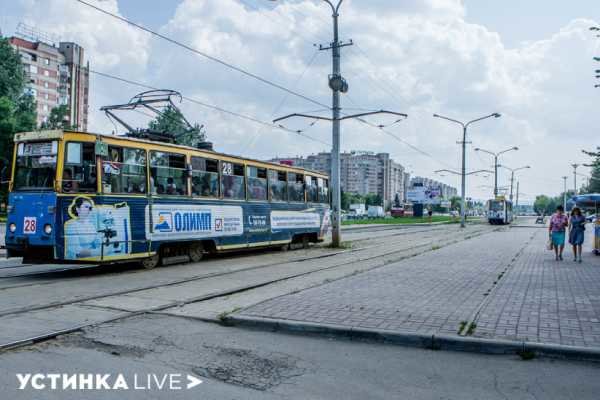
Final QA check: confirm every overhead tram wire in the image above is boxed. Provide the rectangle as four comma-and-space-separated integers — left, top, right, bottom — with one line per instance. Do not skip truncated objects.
244, 49, 322, 148
77, 0, 450, 168
75, 0, 331, 110
88, 69, 330, 146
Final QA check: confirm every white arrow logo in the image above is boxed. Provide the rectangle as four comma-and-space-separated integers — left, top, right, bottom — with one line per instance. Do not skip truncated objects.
186, 375, 203, 389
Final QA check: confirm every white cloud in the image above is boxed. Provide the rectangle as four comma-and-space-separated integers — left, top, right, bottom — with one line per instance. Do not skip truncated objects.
8, 0, 600, 200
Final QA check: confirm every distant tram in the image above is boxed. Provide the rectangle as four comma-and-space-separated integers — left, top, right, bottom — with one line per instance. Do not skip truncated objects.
486, 197, 513, 225
5, 130, 330, 269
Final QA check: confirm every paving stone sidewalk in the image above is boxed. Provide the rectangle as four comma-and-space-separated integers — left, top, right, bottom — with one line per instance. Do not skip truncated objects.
237, 227, 600, 349
472, 230, 600, 347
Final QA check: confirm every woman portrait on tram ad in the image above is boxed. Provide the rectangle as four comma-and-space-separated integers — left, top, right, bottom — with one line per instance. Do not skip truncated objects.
64, 196, 102, 259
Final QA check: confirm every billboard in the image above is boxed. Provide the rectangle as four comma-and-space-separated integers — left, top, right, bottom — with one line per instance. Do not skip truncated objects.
407, 186, 443, 205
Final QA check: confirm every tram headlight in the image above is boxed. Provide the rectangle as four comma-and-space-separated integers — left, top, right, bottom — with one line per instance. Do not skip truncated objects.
9, 223, 16, 233
44, 224, 52, 235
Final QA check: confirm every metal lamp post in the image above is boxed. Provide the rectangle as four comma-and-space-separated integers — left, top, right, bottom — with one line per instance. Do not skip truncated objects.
269, 0, 347, 247
271, 0, 406, 247
474, 146, 518, 197
562, 176, 568, 210
499, 165, 531, 202
433, 113, 501, 228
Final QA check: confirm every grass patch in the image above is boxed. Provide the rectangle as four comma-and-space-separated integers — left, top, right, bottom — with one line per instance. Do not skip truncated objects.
458, 321, 468, 334
517, 350, 536, 361
466, 322, 477, 336
327, 241, 353, 249
343, 216, 456, 226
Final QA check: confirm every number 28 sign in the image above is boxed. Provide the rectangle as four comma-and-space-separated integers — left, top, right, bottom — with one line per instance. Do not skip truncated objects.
23, 217, 37, 234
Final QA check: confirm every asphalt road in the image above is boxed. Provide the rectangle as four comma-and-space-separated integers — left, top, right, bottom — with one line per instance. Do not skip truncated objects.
1, 315, 599, 400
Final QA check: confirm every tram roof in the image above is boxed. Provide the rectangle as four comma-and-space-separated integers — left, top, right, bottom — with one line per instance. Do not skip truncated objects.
14, 129, 329, 179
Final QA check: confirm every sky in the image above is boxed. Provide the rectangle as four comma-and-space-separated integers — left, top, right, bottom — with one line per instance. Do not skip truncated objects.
2, 0, 600, 203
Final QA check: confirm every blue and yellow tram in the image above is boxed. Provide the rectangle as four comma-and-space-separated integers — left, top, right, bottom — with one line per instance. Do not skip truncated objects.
5, 130, 330, 268
486, 197, 513, 225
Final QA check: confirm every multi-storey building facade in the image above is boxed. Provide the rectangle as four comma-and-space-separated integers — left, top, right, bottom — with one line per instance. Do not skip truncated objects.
270, 151, 408, 207
9, 36, 89, 130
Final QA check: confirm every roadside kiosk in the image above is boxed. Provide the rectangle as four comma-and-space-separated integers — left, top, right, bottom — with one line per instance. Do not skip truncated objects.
567, 194, 600, 255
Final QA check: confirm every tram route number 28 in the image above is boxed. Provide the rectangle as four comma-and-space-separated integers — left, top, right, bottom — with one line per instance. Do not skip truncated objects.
23, 217, 37, 234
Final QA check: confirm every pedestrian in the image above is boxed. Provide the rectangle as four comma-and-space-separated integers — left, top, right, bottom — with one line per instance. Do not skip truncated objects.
549, 205, 569, 261
428, 208, 433, 223
568, 207, 585, 263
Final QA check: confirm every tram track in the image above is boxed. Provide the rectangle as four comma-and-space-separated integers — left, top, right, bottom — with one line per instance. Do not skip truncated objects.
0, 226, 463, 316
0, 225, 445, 285
0, 225, 496, 351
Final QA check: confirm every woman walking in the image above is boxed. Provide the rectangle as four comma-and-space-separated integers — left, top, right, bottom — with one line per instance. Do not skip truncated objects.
549, 205, 569, 261
569, 207, 586, 263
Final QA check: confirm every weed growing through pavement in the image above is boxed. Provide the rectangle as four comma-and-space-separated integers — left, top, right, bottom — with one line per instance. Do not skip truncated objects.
217, 307, 242, 323
466, 322, 477, 335
517, 350, 536, 361
458, 321, 468, 334
328, 241, 353, 249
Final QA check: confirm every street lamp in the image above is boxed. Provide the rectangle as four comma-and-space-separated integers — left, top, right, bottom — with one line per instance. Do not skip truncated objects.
474, 146, 518, 197
433, 112, 501, 228
269, 0, 347, 247
499, 165, 531, 202
562, 176, 568, 210
435, 169, 494, 176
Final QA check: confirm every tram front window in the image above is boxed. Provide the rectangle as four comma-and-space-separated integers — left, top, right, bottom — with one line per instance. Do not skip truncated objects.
489, 201, 504, 212
13, 141, 57, 190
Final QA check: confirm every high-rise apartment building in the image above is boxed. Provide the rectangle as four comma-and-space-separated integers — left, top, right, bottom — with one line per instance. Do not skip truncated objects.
270, 151, 408, 207
9, 35, 89, 130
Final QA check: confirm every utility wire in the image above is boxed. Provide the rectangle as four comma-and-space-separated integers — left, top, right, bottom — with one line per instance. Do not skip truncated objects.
245, 49, 321, 148
78, 0, 450, 167
75, 0, 330, 110
89, 69, 330, 146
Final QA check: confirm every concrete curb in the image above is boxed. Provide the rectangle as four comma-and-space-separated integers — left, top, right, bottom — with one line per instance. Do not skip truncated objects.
228, 315, 600, 363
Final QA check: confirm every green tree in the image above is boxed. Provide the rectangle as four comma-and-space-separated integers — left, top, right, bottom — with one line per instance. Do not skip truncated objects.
364, 193, 382, 207
449, 196, 461, 211
0, 37, 37, 194
534, 195, 559, 215
148, 105, 205, 147
0, 38, 26, 101
582, 147, 600, 193
41, 105, 71, 130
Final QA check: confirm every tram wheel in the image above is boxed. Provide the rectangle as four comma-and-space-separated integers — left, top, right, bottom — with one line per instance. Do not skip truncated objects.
189, 243, 204, 263
301, 235, 310, 249
141, 254, 160, 269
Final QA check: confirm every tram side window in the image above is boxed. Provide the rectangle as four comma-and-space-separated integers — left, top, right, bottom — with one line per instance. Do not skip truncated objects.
191, 156, 219, 197
269, 170, 287, 201
63, 142, 96, 193
318, 178, 329, 203
288, 173, 305, 202
102, 146, 147, 194
305, 176, 318, 203
247, 166, 268, 201
150, 151, 187, 195
221, 162, 245, 200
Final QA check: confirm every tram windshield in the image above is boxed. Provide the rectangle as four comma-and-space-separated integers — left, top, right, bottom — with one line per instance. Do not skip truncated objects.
13, 141, 58, 190
489, 200, 504, 212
